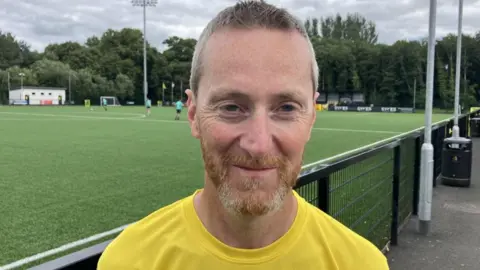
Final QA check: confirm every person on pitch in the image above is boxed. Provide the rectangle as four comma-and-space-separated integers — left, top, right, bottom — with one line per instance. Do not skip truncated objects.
146, 98, 152, 116
175, 99, 183, 120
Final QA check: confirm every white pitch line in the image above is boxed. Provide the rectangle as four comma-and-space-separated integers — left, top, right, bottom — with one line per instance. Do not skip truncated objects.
0, 112, 400, 134
75, 111, 147, 116
0, 118, 102, 121
0, 111, 145, 120
0, 111, 419, 269
312, 127, 399, 134
301, 116, 455, 169
0, 224, 133, 270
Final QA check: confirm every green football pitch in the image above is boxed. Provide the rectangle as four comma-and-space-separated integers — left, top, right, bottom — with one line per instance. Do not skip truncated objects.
0, 105, 451, 267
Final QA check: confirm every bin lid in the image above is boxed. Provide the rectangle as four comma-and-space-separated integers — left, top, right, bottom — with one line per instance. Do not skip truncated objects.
444, 137, 472, 144
471, 117, 480, 121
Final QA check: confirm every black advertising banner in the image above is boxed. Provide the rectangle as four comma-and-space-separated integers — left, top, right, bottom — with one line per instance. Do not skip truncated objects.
328, 105, 414, 113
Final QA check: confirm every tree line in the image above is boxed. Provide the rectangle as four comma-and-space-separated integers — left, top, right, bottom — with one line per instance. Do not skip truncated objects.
0, 13, 479, 108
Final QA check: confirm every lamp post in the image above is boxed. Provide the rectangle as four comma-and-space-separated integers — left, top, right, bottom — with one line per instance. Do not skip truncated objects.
418, 0, 437, 236
68, 72, 77, 104
131, 0, 157, 106
7, 71, 10, 91
452, 0, 463, 137
69, 73, 71, 104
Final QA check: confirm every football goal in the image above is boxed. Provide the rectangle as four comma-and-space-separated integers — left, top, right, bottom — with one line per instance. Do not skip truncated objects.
100, 96, 121, 106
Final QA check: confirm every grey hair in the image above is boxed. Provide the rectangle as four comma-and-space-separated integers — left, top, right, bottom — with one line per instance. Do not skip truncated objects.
189, 0, 319, 96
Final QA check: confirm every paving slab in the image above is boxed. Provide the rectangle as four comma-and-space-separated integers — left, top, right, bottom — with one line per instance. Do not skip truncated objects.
387, 138, 480, 270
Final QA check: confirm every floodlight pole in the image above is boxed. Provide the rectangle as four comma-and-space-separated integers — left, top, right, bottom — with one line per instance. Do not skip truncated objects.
68, 73, 71, 104
131, 0, 157, 106
19, 73, 25, 90
413, 78, 416, 112
7, 71, 10, 91
418, 0, 437, 236
452, 0, 463, 138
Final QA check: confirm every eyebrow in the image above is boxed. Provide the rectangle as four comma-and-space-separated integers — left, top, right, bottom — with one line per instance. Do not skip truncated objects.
272, 91, 304, 102
206, 89, 249, 106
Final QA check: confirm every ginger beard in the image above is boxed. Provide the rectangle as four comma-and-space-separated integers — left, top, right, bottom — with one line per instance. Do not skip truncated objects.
199, 135, 302, 217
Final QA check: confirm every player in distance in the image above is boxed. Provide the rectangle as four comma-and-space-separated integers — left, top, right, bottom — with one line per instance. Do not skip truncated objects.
146, 98, 152, 116
175, 99, 183, 120
102, 98, 107, 111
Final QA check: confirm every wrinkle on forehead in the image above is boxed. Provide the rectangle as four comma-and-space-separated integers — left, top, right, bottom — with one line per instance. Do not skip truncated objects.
198, 28, 313, 98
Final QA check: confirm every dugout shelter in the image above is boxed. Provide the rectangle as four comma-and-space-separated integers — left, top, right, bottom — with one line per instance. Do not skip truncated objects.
9, 86, 66, 106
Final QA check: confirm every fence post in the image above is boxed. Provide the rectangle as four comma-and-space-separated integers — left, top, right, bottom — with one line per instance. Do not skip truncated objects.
467, 113, 470, 137
318, 176, 330, 213
459, 115, 466, 137
391, 145, 401, 246
413, 136, 421, 216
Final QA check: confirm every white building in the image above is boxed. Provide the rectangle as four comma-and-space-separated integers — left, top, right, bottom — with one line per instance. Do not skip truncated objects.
9, 87, 66, 105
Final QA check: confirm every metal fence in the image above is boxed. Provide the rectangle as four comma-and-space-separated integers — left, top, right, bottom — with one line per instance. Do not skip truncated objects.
19, 111, 479, 270
296, 110, 476, 251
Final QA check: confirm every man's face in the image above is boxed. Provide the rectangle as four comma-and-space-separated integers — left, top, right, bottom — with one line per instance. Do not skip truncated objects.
187, 28, 319, 217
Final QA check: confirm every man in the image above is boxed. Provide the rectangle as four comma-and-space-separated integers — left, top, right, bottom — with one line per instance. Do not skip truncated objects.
175, 99, 183, 120
146, 98, 152, 116
102, 97, 107, 111
97, 1, 389, 269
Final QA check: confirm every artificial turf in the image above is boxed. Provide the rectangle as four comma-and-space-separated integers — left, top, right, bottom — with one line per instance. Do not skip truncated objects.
0, 105, 451, 266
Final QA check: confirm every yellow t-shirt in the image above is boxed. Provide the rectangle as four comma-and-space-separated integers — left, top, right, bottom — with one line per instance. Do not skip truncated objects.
98, 190, 389, 269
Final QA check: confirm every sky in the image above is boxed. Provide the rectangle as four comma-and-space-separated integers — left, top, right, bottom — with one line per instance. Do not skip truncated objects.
1, 0, 479, 52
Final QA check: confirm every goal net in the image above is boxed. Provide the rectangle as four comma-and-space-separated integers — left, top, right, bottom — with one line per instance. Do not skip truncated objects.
100, 96, 121, 106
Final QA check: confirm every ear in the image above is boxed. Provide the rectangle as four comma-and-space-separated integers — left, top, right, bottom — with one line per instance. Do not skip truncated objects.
307, 91, 320, 142
186, 89, 200, 138
312, 91, 319, 122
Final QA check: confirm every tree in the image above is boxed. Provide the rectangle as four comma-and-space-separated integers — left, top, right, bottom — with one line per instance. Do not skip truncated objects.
0, 30, 39, 69
318, 13, 378, 44
0, 13, 479, 108
162, 36, 196, 101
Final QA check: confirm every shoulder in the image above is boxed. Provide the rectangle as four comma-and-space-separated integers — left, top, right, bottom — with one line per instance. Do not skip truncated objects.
301, 200, 389, 269
97, 196, 191, 269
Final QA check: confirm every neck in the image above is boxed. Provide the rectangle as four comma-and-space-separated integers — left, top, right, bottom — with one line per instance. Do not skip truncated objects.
193, 185, 297, 249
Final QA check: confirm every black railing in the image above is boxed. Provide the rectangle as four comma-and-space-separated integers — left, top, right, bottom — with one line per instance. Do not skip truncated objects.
19, 111, 478, 270
295, 111, 476, 251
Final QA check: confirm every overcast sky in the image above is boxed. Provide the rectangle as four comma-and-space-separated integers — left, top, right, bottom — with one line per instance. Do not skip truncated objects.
1, 0, 479, 52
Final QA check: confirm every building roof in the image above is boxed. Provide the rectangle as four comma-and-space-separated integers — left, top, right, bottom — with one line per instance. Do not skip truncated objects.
10, 86, 66, 91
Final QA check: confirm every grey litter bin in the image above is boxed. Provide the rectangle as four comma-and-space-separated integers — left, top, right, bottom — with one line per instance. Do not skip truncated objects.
440, 137, 472, 187
470, 118, 480, 137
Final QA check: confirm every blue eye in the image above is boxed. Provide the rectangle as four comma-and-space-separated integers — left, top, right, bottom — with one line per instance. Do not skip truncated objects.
223, 104, 240, 112
279, 104, 296, 112
218, 104, 245, 120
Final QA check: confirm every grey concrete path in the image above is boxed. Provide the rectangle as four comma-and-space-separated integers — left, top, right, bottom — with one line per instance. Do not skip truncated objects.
387, 138, 480, 270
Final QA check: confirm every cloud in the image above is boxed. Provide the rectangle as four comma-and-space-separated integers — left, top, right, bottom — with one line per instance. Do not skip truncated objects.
0, 0, 479, 51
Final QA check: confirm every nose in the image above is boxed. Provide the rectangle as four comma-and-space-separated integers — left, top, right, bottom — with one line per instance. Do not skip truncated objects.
239, 110, 273, 157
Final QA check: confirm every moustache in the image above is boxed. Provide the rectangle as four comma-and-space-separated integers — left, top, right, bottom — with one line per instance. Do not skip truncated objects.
222, 154, 287, 170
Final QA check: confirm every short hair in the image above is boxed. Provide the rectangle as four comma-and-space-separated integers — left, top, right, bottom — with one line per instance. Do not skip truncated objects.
189, 0, 319, 96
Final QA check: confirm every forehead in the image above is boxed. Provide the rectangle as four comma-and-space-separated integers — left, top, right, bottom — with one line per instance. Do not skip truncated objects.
199, 27, 313, 100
